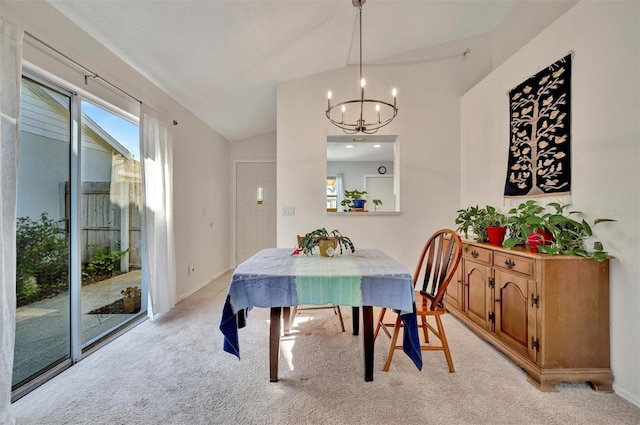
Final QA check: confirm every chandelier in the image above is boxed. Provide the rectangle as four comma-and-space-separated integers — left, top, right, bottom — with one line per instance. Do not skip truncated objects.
326, 0, 398, 135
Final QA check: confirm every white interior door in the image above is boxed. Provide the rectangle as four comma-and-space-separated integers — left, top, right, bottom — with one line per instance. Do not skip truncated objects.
235, 162, 277, 265
364, 175, 395, 212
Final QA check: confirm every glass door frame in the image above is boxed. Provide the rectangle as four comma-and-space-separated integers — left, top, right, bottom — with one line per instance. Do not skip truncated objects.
13, 65, 146, 401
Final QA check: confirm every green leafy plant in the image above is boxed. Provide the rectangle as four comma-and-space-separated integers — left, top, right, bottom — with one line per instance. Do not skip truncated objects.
534, 203, 614, 261
83, 243, 129, 283
503, 201, 615, 261
455, 205, 506, 242
16, 212, 69, 306
484, 205, 507, 227
341, 189, 367, 211
17, 281, 40, 305
503, 200, 546, 246
299, 228, 355, 256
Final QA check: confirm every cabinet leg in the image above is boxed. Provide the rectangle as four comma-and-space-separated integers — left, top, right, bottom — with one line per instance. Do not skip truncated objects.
589, 381, 614, 393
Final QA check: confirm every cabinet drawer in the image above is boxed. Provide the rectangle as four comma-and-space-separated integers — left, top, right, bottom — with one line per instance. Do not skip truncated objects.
463, 244, 492, 264
494, 252, 534, 277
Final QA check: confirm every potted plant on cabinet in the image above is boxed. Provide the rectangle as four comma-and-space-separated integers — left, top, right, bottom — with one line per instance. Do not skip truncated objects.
454, 205, 485, 241
483, 205, 508, 246
503, 199, 548, 248
455, 205, 507, 245
502, 201, 614, 261
299, 228, 355, 257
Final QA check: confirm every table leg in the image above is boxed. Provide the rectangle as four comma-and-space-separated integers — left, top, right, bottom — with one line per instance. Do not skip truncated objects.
352, 306, 360, 335
363, 305, 374, 382
282, 306, 291, 335
269, 307, 281, 382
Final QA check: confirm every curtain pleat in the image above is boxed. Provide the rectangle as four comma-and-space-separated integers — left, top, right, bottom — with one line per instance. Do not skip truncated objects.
336, 173, 344, 212
140, 104, 176, 319
0, 15, 22, 425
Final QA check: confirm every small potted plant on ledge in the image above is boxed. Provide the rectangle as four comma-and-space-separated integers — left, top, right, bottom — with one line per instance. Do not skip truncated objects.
299, 228, 355, 257
341, 189, 368, 211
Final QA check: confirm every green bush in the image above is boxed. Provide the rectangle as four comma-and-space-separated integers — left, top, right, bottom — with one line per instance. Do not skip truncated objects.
83, 243, 129, 283
17, 280, 40, 305
16, 212, 69, 306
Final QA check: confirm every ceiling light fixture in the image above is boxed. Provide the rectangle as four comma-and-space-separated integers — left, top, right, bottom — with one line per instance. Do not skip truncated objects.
326, 0, 398, 134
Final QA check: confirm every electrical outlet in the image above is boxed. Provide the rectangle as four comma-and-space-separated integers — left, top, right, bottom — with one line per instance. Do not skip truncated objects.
188, 263, 195, 275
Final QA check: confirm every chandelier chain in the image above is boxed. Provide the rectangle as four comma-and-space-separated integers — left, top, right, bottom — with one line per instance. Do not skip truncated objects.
326, 0, 398, 135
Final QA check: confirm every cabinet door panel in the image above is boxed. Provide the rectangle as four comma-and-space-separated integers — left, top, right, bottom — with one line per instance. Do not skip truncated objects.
445, 264, 463, 311
464, 261, 492, 330
495, 270, 536, 362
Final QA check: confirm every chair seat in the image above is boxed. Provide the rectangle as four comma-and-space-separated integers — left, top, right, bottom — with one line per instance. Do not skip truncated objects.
292, 304, 345, 332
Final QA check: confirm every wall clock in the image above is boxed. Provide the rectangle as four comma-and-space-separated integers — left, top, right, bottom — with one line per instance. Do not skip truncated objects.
378, 166, 387, 175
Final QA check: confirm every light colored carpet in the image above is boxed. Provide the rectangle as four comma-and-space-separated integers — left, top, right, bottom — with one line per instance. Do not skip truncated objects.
11, 271, 640, 425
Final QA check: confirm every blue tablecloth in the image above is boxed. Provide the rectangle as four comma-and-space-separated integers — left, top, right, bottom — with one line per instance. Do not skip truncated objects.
219, 248, 422, 370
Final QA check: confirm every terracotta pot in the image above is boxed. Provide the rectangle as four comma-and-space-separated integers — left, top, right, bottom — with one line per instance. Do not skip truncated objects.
318, 238, 338, 257
123, 297, 137, 313
487, 226, 507, 246
527, 229, 554, 252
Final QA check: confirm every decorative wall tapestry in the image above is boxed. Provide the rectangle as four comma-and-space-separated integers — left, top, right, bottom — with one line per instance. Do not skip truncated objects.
504, 53, 572, 201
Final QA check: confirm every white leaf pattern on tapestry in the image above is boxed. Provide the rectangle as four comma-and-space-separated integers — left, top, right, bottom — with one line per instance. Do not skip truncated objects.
504, 53, 572, 200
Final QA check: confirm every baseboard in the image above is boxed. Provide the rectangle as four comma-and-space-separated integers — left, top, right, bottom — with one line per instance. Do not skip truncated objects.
177, 269, 233, 302
612, 384, 640, 408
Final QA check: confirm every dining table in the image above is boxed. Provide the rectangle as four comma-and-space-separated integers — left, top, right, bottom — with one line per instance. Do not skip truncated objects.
219, 248, 422, 382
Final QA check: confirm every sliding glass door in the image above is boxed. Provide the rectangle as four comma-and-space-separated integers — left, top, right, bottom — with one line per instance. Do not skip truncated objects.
13, 77, 72, 387
80, 100, 143, 345
13, 73, 145, 394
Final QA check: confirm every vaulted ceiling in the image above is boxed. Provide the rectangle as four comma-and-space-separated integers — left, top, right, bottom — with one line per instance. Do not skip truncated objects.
49, 0, 533, 142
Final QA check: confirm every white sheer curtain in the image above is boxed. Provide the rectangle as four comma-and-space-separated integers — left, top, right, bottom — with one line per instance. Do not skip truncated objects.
140, 104, 176, 319
0, 16, 22, 425
336, 173, 344, 212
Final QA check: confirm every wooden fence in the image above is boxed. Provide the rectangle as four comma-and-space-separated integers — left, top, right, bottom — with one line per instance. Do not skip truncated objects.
66, 181, 142, 269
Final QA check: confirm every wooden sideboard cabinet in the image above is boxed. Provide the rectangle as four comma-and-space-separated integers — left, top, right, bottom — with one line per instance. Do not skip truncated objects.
444, 241, 612, 392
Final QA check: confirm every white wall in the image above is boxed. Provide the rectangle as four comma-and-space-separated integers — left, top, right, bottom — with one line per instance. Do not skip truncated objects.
276, 33, 494, 270
230, 131, 276, 161
461, 1, 640, 405
1, 0, 232, 301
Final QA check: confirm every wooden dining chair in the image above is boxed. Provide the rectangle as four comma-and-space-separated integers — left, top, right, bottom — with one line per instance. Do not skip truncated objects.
374, 229, 462, 372
292, 236, 345, 332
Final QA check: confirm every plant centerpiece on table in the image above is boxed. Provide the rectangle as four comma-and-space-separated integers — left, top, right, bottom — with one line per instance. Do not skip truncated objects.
502, 201, 615, 261
299, 228, 355, 257
455, 205, 507, 244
